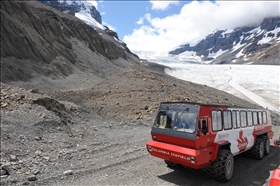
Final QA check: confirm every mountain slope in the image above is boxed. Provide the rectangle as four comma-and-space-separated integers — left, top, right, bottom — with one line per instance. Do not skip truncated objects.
1, 1, 139, 90
169, 17, 280, 65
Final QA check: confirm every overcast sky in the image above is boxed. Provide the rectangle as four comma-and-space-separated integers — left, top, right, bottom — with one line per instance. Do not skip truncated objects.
90, 1, 279, 52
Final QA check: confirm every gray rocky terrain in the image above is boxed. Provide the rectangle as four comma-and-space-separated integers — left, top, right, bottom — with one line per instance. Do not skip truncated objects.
1, 1, 279, 185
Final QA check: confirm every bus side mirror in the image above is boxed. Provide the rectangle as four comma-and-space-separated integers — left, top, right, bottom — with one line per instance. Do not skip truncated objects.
201, 118, 208, 135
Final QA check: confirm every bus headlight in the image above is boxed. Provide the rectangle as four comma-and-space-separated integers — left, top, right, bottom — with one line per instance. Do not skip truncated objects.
190, 156, 195, 164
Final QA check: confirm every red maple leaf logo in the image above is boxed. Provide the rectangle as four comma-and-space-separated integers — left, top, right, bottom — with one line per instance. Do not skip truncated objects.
236, 130, 248, 152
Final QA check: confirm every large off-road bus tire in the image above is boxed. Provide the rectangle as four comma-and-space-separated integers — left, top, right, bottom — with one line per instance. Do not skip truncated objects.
205, 149, 234, 182
245, 137, 264, 159
261, 136, 270, 155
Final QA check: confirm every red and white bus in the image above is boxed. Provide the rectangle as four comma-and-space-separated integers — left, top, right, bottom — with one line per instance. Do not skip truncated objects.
146, 102, 274, 182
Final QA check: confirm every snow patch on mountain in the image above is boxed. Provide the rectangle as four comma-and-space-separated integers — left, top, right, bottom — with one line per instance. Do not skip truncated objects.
58, 0, 104, 30
221, 28, 234, 37
75, 9, 104, 30
208, 49, 227, 59
231, 42, 246, 53
258, 27, 280, 44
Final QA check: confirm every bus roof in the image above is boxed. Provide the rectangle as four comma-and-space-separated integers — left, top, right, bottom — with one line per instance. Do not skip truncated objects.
159, 102, 265, 111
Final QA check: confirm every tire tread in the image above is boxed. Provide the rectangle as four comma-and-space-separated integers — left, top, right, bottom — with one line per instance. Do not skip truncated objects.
205, 149, 234, 182
245, 137, 264, 159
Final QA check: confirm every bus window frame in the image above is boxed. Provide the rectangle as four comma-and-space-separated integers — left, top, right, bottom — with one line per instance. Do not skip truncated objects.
236, 110, 241, 129
253, 111, 258, 125
263, 111, 267, 124
211, 110, 223, 132
247, 111, 253, 127
223, 110, 232, 130
258, 111, 263, 124
240, 110, 247, 128
232, 110, 237, 129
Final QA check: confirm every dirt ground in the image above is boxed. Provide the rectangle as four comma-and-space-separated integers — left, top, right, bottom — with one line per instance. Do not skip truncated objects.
1, 67, 280, 186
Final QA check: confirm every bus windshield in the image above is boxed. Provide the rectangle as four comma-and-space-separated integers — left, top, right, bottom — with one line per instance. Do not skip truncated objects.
154, 110, 197, 133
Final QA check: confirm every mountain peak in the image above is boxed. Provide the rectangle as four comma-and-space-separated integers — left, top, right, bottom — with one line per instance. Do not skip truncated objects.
38, 0, 103, 29
168, 16, 280, 65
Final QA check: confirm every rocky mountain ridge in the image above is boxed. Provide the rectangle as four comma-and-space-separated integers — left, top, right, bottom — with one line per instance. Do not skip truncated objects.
38, 0, 121, 51
1, 1, 139, 89
169, 17, 280, 65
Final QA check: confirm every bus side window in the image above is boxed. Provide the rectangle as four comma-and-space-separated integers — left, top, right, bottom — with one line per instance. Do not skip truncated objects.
240, 111, 247, 127
263, 111, 267, 124
236, 111, 241, 128
247, 111, 253, 126
253, 112, 258, 125
232, 111, 237, 128
200, 118, 208, 135
223, 111, 232, 130
212, 110, 222, 131
258, 112, 263, 124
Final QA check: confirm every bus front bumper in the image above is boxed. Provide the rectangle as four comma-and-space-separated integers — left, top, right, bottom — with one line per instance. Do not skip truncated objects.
146, 140, 212, 169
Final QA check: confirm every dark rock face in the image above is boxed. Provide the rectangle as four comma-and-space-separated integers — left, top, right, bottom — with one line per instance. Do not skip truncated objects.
104, 26, 119, 40
88, 5, 102, 24
261, 17, 280, 31
169, 17, 280, 64
1, 1, 119, 62
38, 0, 102, 24
1, 1, 139, 83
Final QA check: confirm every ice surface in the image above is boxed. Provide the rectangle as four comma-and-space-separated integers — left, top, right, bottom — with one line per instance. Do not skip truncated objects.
153, 62, 280, 113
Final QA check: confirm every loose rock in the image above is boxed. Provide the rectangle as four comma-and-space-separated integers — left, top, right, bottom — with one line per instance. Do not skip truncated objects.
1, 164, 11, 175
27, 175, 37, 181
9, 155, 17, 162
63, 170, 73, 176
0, 169, 7, 176
34, 170, 40, 175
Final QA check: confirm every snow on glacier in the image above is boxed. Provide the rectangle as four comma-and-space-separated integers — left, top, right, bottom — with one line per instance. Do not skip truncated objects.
152, 61, 280, 112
